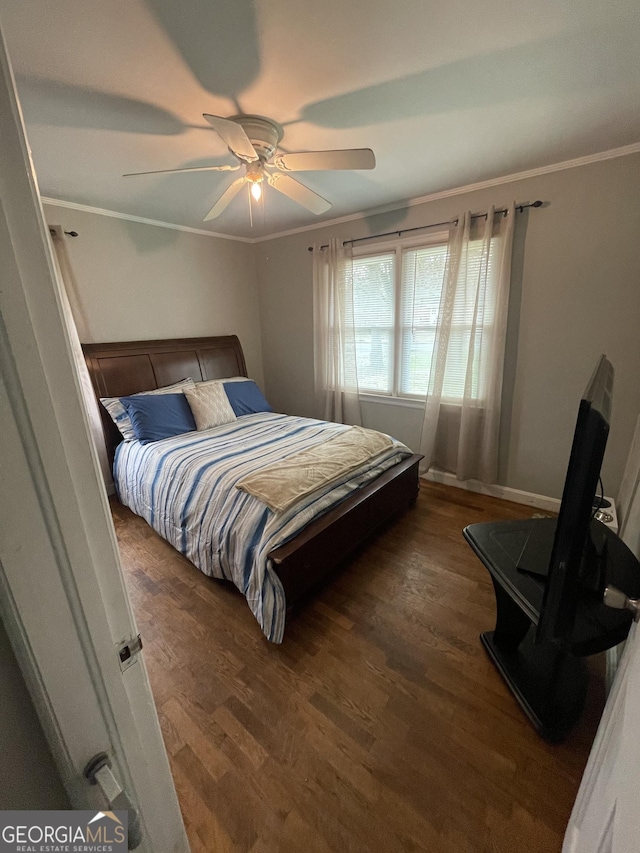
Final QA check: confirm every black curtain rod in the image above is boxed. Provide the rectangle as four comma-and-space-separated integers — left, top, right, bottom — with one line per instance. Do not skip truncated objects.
307, 200, 543, 252
49, 227, 78, 237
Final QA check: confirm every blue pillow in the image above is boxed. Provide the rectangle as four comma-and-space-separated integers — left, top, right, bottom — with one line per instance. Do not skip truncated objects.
223, 380, 273, 416
120, 393, 196, 444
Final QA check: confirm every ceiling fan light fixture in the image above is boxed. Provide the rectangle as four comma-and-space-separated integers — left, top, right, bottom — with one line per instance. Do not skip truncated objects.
245, 160, 264, 202
125, 112, 375, 223
245, 161, 264, 183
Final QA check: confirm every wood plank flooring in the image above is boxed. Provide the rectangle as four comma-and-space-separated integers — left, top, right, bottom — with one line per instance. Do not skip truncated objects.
112, 483, 604, 853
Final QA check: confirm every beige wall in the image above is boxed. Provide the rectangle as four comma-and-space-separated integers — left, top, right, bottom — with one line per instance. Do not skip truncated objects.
42, 205, 264, 387
254, 153, 640, 500
42, 154, 640, 501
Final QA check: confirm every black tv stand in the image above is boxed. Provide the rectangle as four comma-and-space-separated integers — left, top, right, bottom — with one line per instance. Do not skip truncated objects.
464, 517, 639, 741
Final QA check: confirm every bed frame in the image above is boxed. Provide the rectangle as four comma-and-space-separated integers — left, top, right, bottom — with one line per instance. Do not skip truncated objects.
83, 335, 423, 614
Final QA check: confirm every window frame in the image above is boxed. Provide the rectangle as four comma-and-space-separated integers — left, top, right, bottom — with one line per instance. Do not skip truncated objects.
352, 231, 448, 403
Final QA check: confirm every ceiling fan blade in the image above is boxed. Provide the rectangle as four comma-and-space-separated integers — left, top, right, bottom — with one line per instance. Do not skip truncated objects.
123, 164, 240, 177
203, 114, 258, 162
273, 148, 375, 172
203, 178, 245, 221
267, 173, 331, 215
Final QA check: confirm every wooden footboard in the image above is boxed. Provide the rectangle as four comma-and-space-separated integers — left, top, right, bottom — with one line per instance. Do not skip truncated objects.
269, 453, 423, 610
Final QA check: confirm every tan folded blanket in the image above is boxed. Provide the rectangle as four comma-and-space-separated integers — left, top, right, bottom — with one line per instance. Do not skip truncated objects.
236, 426, 394, 512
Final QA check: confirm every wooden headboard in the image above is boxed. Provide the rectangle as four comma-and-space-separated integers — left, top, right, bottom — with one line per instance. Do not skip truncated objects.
82, 335, 247, 464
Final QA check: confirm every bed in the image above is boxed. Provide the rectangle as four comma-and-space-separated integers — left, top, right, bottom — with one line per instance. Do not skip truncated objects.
83, 335, 423, 641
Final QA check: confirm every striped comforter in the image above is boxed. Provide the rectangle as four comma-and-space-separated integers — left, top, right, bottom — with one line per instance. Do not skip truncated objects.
115, 412, 411, 642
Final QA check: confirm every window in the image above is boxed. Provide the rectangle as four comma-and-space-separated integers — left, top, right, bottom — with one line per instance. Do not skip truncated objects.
352, 235, 498, 401
352, 252, 395, 393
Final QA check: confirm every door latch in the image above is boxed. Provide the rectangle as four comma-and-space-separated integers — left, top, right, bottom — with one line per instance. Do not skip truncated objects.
84, 752, 143, 849
117, 634, 143, 671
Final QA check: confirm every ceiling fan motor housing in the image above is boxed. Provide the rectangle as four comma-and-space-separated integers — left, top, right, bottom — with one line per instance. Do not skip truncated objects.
231, 115, 283, 162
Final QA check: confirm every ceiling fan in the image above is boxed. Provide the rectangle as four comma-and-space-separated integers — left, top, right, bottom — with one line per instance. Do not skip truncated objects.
124, 114, 375, 221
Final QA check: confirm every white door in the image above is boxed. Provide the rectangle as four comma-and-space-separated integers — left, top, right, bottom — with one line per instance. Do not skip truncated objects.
563, 623, 640, 853
0, 22, 188, 853
563, 446, 640, 853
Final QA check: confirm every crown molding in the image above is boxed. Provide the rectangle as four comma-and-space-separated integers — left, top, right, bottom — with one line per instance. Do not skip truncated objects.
41, 141, 640, 245
252, 141, 640, 243
40, 197, 254, 243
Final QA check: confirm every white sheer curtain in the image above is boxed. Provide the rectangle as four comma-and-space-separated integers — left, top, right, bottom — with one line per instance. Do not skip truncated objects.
49, 227, 112, 488
419, 203, 515, 482
312, 238, 362, 425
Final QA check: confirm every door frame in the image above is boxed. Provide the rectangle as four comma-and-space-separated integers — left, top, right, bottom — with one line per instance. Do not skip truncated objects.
0, 21, 188, 852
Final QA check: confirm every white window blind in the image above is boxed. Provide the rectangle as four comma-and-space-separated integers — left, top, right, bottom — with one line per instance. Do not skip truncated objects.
352, 236, 499, 401
400, 240, 498, 399
352, 252, 395, 393
399, 244, 447, 396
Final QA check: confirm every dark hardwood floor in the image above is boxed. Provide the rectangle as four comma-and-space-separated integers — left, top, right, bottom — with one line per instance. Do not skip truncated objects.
111, 483, 603, 853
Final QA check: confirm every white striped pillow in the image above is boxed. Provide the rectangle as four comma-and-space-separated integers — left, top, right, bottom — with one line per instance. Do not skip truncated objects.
101, 378, 196, 441
195, 375, 251, 388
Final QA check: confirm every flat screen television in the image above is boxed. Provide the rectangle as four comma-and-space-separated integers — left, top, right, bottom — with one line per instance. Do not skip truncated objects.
536, 355, 614, 645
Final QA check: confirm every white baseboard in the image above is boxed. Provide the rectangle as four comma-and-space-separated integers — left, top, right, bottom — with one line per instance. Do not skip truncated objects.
422, 469, 561, 513
422, 471, 621, 533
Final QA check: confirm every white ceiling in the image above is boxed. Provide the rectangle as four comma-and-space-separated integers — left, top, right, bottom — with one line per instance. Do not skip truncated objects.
2, 0, 640, 239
